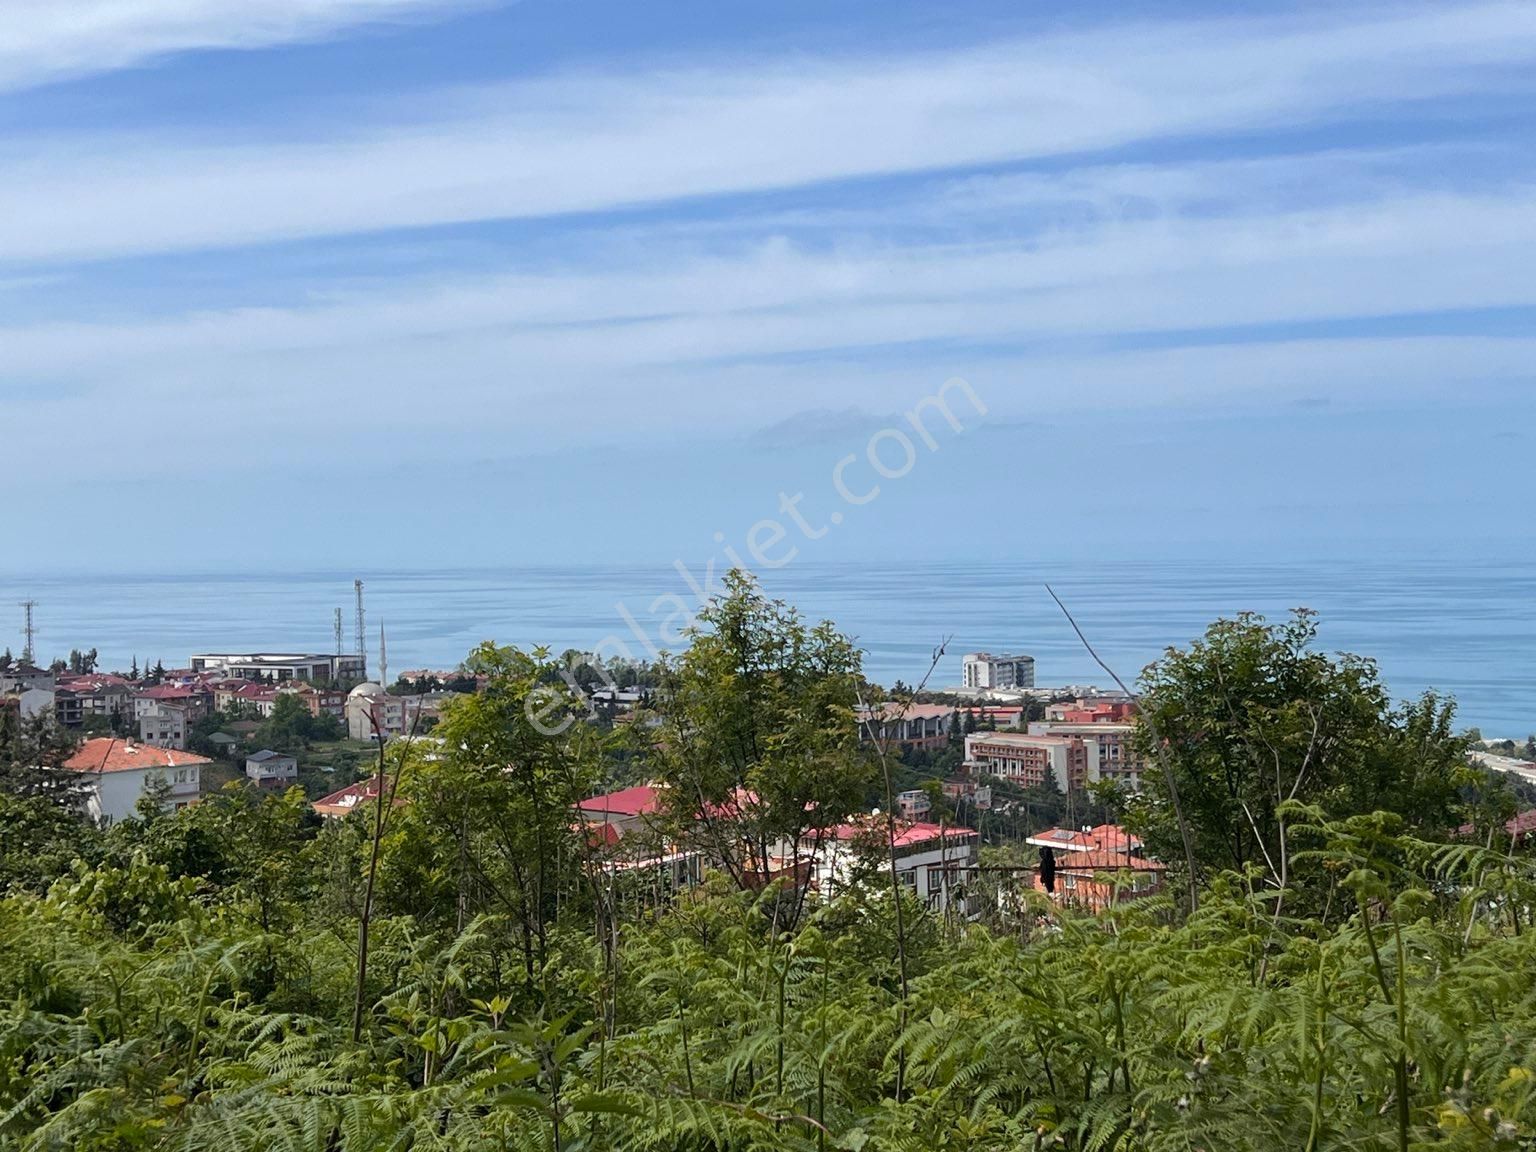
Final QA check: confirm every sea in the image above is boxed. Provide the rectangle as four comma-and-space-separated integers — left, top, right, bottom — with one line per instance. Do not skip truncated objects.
2, 558, 1532, 737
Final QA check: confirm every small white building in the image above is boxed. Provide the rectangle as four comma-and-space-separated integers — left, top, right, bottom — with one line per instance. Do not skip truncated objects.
245, 749, 299, 787
61, 738, 208, 825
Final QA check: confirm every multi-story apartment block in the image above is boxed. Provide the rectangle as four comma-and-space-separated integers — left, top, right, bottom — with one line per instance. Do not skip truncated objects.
961, 652, 1035, 691
1027, 721, 1144, 790
964, 730, 1098, 792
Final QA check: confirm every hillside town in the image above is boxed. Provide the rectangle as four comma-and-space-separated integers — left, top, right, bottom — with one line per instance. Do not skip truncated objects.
2, 623, 1197, 916
12, 621, 1536, 935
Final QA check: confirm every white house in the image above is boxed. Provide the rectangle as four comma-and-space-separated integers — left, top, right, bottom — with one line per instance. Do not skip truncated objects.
811, 818, 978, 912
245, 749, 299, 787
61, 738, 208, 825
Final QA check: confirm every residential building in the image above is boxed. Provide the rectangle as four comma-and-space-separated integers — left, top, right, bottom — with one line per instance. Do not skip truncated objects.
134, 684, 212, 724
14, 687, 56, 722
54, 674, 136, 728
1027, 823, 1143, 856
215, 681, 281, 717
190, 652, 366, 683
1044, 698, 1137, 724
314, 777, 384, 819
1027, 721, 1145, 789
962, 652, 1035, 691
346, 683, 425, 740
245, 749, 299, 787
290, 682, 347, 719
961, 705, 1025, 729
0, 664, 54, 695
896, 788, 932, 819
52, 688, 84, 729
812, 818, 978, 912
856, 702, 955, 751
965, 731, 1098, 792
576, 784, 702, 888
1036, 850, 1165, 911
138, 702, 189, 749
1027, 823, 1162, 912
941, 776, 993, 812
60, 738, 209, 824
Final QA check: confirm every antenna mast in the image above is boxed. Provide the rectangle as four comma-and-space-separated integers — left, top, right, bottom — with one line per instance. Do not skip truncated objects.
354, 580, 367, 678
334, 608, 344, 657
18, 601, 37, 665
379, 623, 388, 689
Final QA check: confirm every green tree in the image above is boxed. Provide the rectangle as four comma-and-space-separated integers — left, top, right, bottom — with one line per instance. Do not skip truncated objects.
1132, 610, 1472, 901
653, 570, 869, 923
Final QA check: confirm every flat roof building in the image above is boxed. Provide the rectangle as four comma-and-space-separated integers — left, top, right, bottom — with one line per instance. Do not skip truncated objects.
190, 653, 366, 683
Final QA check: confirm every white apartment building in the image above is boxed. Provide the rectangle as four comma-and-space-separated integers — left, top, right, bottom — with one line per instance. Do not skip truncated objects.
61, 738, 208, 824
962, 652, 1036, 691
190, 652, 367, 683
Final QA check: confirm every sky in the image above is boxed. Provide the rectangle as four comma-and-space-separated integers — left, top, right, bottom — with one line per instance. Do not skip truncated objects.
2, 0, 1534, 572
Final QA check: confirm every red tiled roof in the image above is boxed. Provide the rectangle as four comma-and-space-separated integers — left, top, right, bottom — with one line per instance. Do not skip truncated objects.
578, 785, 663, 818
136, 684, 204, 700
62, 738, 211, 775
1057, 850, 1165, 873
1029, 824, 1142, 854
1457, 808, 1536, 841
861, 702, 956, 722
827, 817, 976, 849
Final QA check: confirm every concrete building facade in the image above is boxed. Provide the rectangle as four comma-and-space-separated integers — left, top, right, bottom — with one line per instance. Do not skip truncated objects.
961, 652, 1036, 691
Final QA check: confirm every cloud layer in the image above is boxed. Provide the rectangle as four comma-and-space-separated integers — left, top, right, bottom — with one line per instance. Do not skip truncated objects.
3, 3, 1535, 265
0, 0, 480, 93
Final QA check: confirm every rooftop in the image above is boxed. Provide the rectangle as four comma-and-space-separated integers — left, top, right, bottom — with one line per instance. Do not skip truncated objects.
578, 784, 665, 818
1028, 824, 1143, 855
63, 738, 211, 775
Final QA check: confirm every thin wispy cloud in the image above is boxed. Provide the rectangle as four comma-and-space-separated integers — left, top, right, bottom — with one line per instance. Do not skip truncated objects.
0, 0, 485, 93
3, 0, 1533, 568
2, 3, 1535, 265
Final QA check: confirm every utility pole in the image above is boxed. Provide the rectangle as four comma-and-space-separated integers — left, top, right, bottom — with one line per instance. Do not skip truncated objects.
354, 580, 367, 678
18, 601, 37, 665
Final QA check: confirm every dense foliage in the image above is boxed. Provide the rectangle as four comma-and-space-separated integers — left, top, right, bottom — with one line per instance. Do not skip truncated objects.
1, 586, 1534, 1150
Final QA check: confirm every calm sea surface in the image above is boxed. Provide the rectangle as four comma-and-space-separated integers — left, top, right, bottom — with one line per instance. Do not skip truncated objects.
2, 560, 1532, 736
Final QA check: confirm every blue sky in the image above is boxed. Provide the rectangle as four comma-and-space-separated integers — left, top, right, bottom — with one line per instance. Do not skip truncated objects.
2, 0, 1534, 572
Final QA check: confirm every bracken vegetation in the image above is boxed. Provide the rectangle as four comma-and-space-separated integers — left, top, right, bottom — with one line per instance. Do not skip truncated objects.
1, 576, 1533, 1151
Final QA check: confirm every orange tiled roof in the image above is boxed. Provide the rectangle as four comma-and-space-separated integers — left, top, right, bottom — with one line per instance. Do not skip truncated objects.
62, 738, 211, 775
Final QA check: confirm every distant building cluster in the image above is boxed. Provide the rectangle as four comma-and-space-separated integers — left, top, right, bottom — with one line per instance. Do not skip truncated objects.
563, 782, 979, 913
